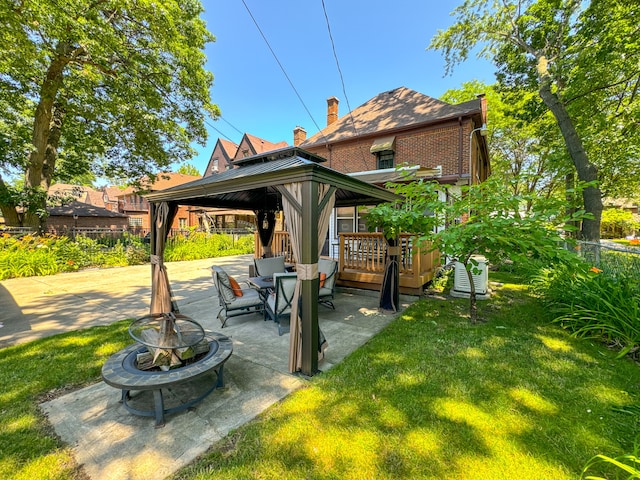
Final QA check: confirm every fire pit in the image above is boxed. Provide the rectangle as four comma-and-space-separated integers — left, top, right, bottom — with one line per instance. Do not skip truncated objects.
101, 313, 233, 428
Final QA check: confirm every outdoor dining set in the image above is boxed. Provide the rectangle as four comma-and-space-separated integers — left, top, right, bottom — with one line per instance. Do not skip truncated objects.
211, 256, 338, 335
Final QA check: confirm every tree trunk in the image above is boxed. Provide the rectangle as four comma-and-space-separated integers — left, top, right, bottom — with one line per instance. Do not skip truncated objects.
537, 60, 603, 241
465, 260, 478, 324
0, 177, 21, 226
22, 43, 71, 231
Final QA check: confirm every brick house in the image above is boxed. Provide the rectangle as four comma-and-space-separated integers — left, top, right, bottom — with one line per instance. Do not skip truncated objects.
203, 134, 289, 231
204, 133, 288, 175
47, 201, 128, 235
113, 173, 202, 232
294, 86, 489, 248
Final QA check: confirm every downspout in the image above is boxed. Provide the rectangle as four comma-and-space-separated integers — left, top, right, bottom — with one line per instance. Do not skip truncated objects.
457, 117, 463, 179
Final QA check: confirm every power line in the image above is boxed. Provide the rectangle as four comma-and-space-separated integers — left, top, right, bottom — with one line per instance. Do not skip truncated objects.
321, 0, 370, 170
240, 0, 330, 145
204, 119, 236, 143
220, 116, 244, 136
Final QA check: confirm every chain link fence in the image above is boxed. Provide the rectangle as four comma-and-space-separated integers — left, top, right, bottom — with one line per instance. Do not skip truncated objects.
575, 241, 640, 278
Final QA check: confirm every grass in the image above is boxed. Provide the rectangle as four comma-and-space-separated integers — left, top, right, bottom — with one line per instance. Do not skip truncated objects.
0, 321, 131, 479
1, 273, 639, 479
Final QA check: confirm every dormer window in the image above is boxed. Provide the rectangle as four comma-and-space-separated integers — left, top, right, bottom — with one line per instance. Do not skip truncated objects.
370, 136, 396, 169
376, 151, 394, 169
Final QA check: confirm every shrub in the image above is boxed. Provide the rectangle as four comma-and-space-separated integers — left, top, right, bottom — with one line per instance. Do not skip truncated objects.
601, 208, 640, 239
533, 262, 640, 358
164, 232, 254, 262
0, 233, 149, 279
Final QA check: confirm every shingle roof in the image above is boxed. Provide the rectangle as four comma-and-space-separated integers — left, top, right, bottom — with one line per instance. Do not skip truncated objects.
48, 201, 127, 218
218, 138, 238, 158
243, 133, 288, 155
301, 86, 482, 147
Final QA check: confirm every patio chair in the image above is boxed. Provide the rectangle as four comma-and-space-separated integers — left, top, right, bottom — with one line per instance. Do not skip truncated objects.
211, 266, 264, 328
254, 256, 286, 277
318, 258, 338, 310
265, 272, 297, 335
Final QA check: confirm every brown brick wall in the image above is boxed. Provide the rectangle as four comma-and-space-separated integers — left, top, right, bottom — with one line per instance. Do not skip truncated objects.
305, 120, 474, 176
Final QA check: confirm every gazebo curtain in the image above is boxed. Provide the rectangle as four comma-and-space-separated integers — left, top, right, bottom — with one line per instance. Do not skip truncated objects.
149, 201, 178, 314
379, 235, 400, 312
255, 210, 276, 257
277, 182, 335, 373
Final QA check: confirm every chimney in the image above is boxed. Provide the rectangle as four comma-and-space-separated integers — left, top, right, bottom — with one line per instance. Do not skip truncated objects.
477, 93, 488, 126
327, 96, 339, 126
293, 126, 307, 146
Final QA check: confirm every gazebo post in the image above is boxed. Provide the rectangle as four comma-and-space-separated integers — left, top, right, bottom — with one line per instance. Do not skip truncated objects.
300, 180, 319, 375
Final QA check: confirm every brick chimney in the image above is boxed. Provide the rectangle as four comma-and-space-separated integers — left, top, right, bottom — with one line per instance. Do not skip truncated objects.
293, 126, 307, 146
477, 93, 488, 126
327, 96, 339, 126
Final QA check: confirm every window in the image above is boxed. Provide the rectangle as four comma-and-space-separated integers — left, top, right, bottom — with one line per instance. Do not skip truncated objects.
129, 217, 143, 227
336, 207, 355, 234
377, 150, 394, 169
179, 218, 187, 229
336, 206, 376, 234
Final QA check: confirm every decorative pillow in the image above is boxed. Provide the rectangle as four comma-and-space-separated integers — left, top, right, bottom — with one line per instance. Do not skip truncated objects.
229, 276, 244, 297
319, 273, 327, 288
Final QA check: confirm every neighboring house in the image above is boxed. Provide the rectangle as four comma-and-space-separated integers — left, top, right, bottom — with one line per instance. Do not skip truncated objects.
204, 133, 288, 175
603, 197, 639, 215
102, 186, 126, 212
47, 201, 128, 234
202, 133, 288, 231
114, 172, 202, 232
203, 138, 237, 176
49, 183, 106, 208
295, 86, 489, 248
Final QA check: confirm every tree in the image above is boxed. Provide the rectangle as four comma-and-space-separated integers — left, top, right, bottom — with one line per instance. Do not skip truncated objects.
366, 174, 583, 323
442, 81, 570, 212
0, 0, 218, 230
176, 163, 201, 177
430, 0, 640, 242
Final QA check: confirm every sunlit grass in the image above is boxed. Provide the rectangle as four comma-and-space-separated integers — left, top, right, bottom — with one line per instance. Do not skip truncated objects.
173, 277, 640, 480
1, 275, 639, 479
0, 321, 131, 480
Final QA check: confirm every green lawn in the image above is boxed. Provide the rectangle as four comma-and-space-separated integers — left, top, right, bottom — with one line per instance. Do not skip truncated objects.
1, 273, 638, 479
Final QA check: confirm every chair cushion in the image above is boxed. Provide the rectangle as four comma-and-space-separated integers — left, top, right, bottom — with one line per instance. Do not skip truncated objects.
319, 286, 333, 297
318, 258, 337, 289
267, 291, 292, 316
229, 276, 243, 297
231, 288, 262, 308
255, 256, 286, 276
212, 267, 236, 303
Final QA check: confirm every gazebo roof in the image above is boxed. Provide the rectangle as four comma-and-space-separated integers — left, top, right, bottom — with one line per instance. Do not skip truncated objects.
144, 147, 401, 208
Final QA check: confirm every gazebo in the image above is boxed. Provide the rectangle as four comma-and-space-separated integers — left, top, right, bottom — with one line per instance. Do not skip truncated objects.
144, 147, 401, 376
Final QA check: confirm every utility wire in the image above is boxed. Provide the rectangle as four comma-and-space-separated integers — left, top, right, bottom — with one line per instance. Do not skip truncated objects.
204, 119, 236, 143
220, 116, 244, 136
240, 0, 330, 145
321, 0, 370, 170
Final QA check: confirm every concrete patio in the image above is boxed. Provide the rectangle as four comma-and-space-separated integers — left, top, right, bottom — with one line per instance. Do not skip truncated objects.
0, 254, 416, 479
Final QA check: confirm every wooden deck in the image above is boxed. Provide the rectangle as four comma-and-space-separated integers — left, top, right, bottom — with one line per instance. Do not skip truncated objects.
255, 232, 440, 295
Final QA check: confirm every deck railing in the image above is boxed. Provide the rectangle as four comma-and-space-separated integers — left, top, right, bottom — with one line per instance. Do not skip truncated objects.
338, 232, 439, 277
254, 231, 295, 263
255, 231, 440, 293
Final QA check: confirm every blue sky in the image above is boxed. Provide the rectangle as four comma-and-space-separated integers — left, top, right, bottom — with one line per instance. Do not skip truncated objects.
189, 0, 496, 173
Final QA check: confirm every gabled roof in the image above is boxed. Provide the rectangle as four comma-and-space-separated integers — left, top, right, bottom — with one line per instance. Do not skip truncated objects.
236, 133, 288, 159
301, 86, 482, 147
103, 186, 132, 201
218, 138, 238, 158
85, 190, 106, 208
